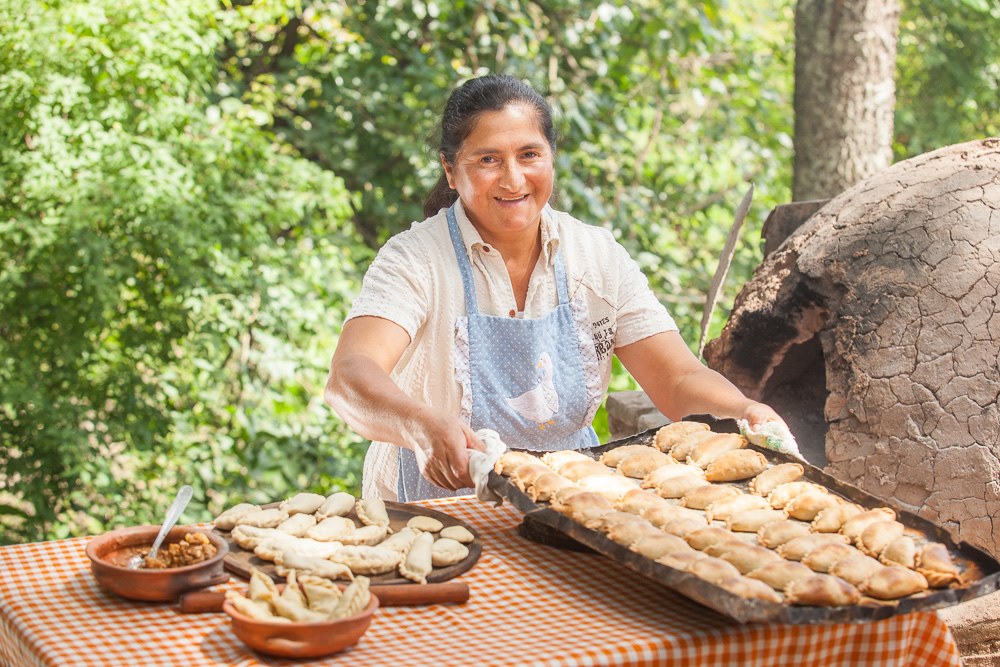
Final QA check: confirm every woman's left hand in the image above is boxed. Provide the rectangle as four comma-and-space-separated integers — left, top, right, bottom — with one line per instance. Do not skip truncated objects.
741, 401, 787, 429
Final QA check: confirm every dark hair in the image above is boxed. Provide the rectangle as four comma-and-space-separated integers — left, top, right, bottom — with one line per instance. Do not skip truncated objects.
423, 74, 557, 218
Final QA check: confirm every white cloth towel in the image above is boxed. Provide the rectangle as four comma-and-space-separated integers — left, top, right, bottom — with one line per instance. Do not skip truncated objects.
467, 428, 507, 505
737, 419, 804, 460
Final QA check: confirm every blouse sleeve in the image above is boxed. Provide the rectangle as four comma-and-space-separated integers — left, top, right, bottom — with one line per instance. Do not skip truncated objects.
345, 232, 429, 341
612, 240, 678, 348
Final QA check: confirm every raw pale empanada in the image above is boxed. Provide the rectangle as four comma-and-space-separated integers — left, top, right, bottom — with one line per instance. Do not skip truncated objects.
231, 525, 285, 550
656, 550, 707, 571
331, 545, 401, 575
784, 574, 860, 606
236, 507, 288, 529
576, 474, 639, 502
810, 503, 862, 533
510, 463, 552, 492
641, 463, 706, 489
784, 490, 840, 522
494, 450, 541, 476
616, 488, 670, 515
726, 508, 787, 533
276, 513, 317, 537
917, 542, 961, 588
439, 525, 475, 544
275, 552, 354, 580
617, 449, 674, 479
767, 482, 828, 510
306, 516, 356, 542
341, 524, 390, 546
399, 531, 434, 584
687, 433, 748, 468
527, 471, 575, 503
280, 569, 308, 607
214, 503, 259, 531
331, 576, 371, 619
859, 565, 928, 600
704, 449, 768, 483
879, 536, 917, 569
226, 590, 291, 622
248, 567, 279, 602
801, 542, 860, 573
629, 532, 693, 560
356, 496, 391, 528
748, 463, 804, 497
757, 520, 812, 549
718, 544, 782, 574
407, 515, 444, 533
299, 574, 342, 617
379, 526, 420, 553
640, 502, 706, 529
704, 494, 769, 523
316, 492, 356, 519
856, 520, 905, 557
685, 526, 736, 551
558, 459, 615, 482
599, 444, 657, 468
653, 421, 710, 453
746, 560, 814, 591
279, 492, 326, 516
540, 450, 592, 471
777, 534, 850, 561
271, 593, 328, 623
680, 484, 741, 510
686, 556, 742, 584
253, 535, 341, 562
839, 508, 896, 541
717, 575, 783, 603
661, 517, 711, 538
828, 554, 884, 587
651, 474, 710, 499
431, 537, 470, 567
605, 519, 662, 548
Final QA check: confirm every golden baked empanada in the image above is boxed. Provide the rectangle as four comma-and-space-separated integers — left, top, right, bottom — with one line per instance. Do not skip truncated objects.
704, 494, 770, 523
879, 536, 917, 569
549, 485, 587, 507
757, 520, 812, 549
511, 463, 556, 492
784, 490, 840, 522
680, 484, 741, 510
687, 433, 748, 468
828, 553, 884, 587
540, 450, 592, 471
629, 532, 693, 560
656, 550, 707, 571
687, 555, 743, 584
669, 431, 717, 461
917, 542, 961, 588
652, 474, 710, 499
859, 565, 928, 600
702, 536, 750, 558
777, 534, 850, 561
616, 488, 670, 515
641, 502, 708, 529
718, 543, 782, 574
527, 471, 576, 503
784, 574, 860, 606
717, 575, 783, 603
704, 449, 768, 482
605, 519, 662, 548
586, 511, 649, 533
810, 503, 862, 533
801, 542, 860, 573
617, 449, 674, 479
653, 421, 711, 453
840, 508, 896, 541
856, 520, 905, 557
685, 526, 736, 551
552, 490, 614, 519
559, 459, 616, 482
576, 473, 639, 502
748, 463, 804, 497
746, 560, 815, 591
494, 450, 541, 476
661, 517, 712, 538
640, 463, 706, 489
598, 444, 655, 468
726, 508, 787, 533
767, 482, 828, 509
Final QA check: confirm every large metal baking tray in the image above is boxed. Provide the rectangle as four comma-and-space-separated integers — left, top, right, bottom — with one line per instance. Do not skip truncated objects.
487, 426, 1000, 624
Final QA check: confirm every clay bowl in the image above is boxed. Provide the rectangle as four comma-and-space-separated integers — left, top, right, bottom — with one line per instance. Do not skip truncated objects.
86, 525, 229, 602
223, 590, 380, 659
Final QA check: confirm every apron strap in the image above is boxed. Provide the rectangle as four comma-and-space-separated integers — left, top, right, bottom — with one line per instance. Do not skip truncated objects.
553, 247, 569, 305
446, 205, 480, 314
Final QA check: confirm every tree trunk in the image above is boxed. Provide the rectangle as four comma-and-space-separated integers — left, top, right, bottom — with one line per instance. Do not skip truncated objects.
793, 0, 901, 201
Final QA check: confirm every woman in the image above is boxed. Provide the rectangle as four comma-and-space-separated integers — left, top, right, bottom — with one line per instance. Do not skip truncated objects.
325, 73, 784, 502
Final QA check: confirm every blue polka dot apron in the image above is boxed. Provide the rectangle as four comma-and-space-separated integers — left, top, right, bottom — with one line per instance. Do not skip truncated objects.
396, 204, 601, 501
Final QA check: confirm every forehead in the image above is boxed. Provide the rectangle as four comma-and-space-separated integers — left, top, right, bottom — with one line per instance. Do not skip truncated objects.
460, 104, 547, 152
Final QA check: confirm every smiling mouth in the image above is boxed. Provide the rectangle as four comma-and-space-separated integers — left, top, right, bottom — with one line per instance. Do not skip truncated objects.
495, 195, 528, 202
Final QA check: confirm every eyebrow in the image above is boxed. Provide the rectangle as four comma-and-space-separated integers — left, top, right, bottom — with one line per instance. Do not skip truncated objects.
467, 143, 547, 156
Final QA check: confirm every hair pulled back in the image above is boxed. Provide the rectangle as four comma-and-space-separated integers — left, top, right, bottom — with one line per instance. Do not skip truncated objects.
423, 74, 556, 218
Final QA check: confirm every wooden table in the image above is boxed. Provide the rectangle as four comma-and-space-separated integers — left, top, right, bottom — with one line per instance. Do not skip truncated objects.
0, 496, 962, 666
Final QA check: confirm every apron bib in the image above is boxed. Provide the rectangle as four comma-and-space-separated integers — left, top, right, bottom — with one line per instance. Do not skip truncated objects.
397, 205, 601, 502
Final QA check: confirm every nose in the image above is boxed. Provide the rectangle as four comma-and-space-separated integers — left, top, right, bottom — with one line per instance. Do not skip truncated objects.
499, 161, 525, 191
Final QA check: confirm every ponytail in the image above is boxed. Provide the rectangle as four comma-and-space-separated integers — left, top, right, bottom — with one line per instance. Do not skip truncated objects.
423, 173, 458, 218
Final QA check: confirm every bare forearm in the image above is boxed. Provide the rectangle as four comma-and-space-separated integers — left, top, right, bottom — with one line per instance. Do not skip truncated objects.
652, 366, 755, 422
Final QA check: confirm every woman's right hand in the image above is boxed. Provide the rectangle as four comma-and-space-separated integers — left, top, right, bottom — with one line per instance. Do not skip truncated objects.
410, 408, 486, 490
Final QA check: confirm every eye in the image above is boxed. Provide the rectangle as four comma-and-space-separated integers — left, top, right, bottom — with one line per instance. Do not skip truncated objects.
480, 155, 499, 165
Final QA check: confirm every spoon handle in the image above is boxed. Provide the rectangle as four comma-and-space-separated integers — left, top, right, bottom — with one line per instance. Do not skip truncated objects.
148, 485, 194, 560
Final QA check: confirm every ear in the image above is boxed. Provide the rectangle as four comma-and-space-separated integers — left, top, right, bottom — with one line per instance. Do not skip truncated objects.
440, 153, 456, 190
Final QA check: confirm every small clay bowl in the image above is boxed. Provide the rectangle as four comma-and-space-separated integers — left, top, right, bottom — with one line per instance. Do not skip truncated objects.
223, 590, 380, 659
86, 525, 229, 602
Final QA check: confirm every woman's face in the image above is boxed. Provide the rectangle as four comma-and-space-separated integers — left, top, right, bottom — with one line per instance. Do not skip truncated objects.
443, 104, 554, 243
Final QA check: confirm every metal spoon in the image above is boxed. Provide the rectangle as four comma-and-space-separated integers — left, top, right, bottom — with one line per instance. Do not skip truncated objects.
127, 485, 194, 569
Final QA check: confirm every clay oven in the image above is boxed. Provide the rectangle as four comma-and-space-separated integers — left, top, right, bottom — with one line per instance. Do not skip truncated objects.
705, 139, 1000, 556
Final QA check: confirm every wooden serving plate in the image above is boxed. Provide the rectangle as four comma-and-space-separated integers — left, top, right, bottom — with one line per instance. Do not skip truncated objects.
216, 501, 482, 585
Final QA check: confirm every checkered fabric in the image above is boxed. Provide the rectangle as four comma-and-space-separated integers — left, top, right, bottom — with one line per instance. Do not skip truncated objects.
0, 497, 962, 666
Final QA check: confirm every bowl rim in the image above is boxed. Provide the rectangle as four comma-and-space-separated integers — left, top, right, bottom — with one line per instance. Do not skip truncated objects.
222, 591, 380, 627
85, 524, 229, 573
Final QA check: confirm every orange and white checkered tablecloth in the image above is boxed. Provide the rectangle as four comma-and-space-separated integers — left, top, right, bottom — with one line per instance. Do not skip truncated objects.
0, 497, 962, 667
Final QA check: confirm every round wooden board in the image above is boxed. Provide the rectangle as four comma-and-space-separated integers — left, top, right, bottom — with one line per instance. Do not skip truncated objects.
217, 501, 482, 585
